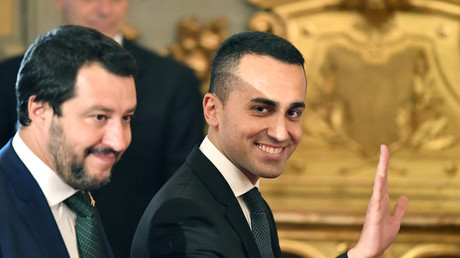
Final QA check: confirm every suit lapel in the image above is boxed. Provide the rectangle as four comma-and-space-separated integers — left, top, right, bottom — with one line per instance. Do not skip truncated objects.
185, 147, 262, 258
0, 142, 70, 257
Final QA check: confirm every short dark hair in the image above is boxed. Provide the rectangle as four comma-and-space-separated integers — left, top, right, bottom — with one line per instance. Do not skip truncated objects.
209, 31, 305, 103
16, 25, 138, 126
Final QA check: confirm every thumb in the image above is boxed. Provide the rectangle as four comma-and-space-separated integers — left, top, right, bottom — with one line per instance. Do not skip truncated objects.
392, 195, 409, 223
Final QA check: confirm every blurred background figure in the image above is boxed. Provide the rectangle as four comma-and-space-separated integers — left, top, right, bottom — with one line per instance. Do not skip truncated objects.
0, 0, 204, 257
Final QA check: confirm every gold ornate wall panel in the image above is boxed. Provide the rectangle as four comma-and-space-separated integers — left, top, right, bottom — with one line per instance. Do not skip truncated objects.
248, 0, 460, 257
0, 0, 13, 36
158, 17, 228, 94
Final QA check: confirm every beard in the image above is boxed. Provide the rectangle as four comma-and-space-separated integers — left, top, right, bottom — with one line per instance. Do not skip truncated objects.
47, 117, 115, 190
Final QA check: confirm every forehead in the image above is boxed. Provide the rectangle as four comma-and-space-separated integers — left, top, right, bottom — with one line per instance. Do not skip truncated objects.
62, 0, 129, 8
59, 0, 129, 18
231, 55, 306, 104
68, 63, 136, 110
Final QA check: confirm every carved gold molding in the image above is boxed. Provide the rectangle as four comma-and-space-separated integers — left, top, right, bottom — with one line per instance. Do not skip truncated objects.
248, 0, 299, 9
279, 239, 327, 258
158, 17, 228, 94
248, 0, 460, 173
0, 0, 13, 36
248, 1, 460, 257
400, 244, 460, 258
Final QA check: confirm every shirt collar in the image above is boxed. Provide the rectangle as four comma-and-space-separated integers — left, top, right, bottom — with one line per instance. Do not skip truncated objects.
113, 34, 123, 45
199, 136, 258, 198
12, 133, 77, 207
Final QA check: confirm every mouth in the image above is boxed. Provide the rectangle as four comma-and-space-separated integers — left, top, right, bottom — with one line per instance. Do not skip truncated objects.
87, 153, 117, 167
255, 143, 284, 155
90, 21, 116, 33
86, 147, 121, 165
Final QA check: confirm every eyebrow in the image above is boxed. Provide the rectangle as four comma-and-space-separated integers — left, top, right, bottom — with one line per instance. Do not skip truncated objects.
84, 106, 114, 114
290, 102, 305, 109
84, 105, 137, 114
250, 98, 278, 107
250, 98, 305, 109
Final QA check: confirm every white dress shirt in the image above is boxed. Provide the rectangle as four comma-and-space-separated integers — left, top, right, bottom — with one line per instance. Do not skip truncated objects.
113, 34, 123, 45
12, 133, 79, 258
199, 136, 259, 228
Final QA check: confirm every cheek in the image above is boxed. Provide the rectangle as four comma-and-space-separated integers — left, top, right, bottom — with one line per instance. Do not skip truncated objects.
230, 119, 260, 140
68, 4, 91, 20
66, 126, 101, 151
125, 127, 132, 146
289, 123, 303, 144
220, 109, 259, 140
70, 133, 94, 152
115, 5, 128, 19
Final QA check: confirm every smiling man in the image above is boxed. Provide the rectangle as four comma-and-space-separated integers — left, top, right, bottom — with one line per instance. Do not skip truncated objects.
0, 2, 203, 255
210, 54, 306, 184
0, 25, 137, 258
131, 31, 409, 258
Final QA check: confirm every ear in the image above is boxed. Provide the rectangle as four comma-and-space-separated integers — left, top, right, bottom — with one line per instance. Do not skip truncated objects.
28, 96, 52, 129
203, 93, 220, 128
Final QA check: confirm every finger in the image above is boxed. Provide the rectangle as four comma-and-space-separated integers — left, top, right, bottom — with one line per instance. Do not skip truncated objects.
371, 172, 384, 204
392, 195, 409, 222
372, 145, 389, 198
377, 144, 389, 179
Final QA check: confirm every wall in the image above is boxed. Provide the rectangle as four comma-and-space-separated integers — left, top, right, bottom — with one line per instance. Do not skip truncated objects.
0, 0, 258, 61
128, 0, 258, 50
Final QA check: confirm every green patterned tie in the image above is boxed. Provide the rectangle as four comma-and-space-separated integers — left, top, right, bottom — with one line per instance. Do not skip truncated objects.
64, 191, 105, 258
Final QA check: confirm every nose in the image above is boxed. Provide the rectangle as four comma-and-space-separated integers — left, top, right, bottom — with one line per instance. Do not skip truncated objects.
96, 0, 113, 15
267, 115, 290, 142
102, 120, 131, 152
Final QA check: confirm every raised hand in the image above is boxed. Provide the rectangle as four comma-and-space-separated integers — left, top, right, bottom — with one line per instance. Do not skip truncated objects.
347, 145, 409, 258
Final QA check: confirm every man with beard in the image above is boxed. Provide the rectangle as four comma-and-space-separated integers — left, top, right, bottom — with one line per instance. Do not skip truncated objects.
131, 31, 409, 258
0, 25, 137, 258
0, 2, 203, 256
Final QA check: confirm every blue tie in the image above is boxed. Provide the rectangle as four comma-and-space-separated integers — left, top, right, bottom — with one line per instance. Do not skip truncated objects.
65, 191, 105, 258
243, 187, 275, 258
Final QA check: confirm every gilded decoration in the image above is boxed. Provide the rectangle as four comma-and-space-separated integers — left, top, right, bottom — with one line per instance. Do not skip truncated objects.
157, 17, 228, 94
248, 0, 460, 257
121, 18, 227, 95
0, 0, 13, 36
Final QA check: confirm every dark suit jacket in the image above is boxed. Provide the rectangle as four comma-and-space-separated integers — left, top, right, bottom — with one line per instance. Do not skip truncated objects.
0, 55, 21, 148
0, 141, 113, 258
131, 147, 283, 258
0, 39, 204, 257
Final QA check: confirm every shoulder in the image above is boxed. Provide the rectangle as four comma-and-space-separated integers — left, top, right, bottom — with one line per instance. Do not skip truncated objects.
132, 195, 227, 257
0, 55, 24, 98
0, 55, 23, 73
0, 54, 23, 66
0, 141, 17, 168
0, 55, 24, 88
148, 166, 210, 213
0, 144, 25, 214
142, 157, 224, 219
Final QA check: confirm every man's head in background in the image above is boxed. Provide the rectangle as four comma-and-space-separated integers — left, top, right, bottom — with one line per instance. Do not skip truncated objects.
54, 0, 129, 38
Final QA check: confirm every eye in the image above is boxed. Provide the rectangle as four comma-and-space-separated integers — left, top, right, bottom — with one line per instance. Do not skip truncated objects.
287, 109, 302, 119
253, 106, 270, 114
94, 114, 108, 122
122, 114, 134, 123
